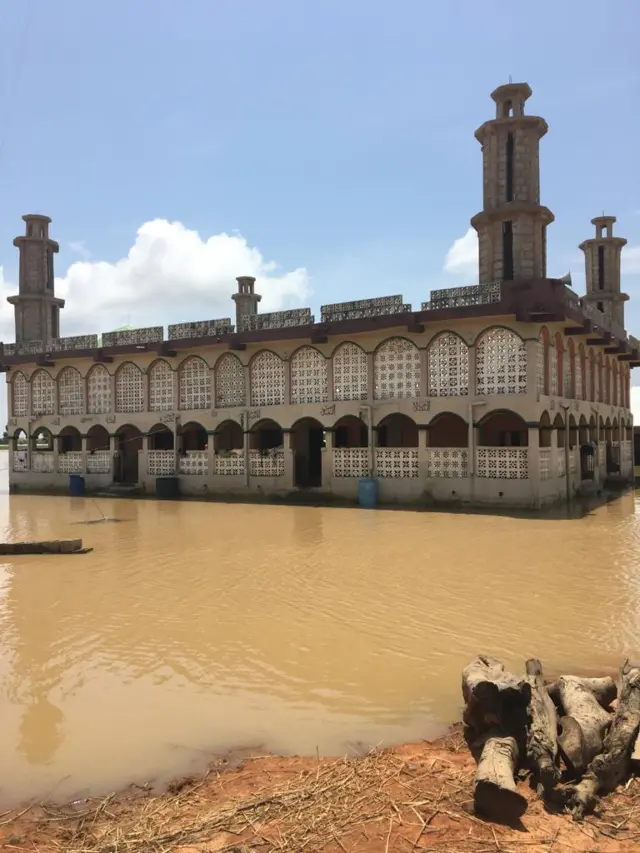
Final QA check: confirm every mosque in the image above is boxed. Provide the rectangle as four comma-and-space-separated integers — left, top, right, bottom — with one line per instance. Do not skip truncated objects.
1, 82, 636, 508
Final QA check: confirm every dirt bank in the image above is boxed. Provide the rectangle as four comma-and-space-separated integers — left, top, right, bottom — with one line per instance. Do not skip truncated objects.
3, 726, 640, 852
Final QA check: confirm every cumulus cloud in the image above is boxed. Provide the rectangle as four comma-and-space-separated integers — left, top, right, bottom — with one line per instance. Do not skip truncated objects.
0, 219, 311, 341
631, 387, 640, 422
444, 228, 478, 276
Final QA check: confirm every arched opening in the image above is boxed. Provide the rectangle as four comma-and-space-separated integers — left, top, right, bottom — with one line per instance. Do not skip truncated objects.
148, 423, 174, 450
568, 415, 578, 450
180, 421, 208, 452
11, 428, 28, 472
115, 424, 143, 484
538, 411, 552, 448
214, 420, 244, 452
58, 425, 82, 453
376, 413, 419, 448
588, 415, 597, 444
578, 415, 589, 446
553, 413, 565, 449
612, 417, 620, 444
428, 413, 467, 448
87, 424, 110, 452
333, 415, 368, 448
291, 417, 325, 488
32, 426, 53, 451
478, 411, 528, 447
250, 419, 284, 452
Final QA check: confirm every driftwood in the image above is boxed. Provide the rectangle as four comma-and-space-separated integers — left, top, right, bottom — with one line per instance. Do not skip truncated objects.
565, 661, 640, 819
557, 715, 587, 778
524, 658, 559, 791
462, 656, 530, 734
547, 676, 617, 710
474, 734, 527, 823
0, 538, 89, 555
555, 676, 612, 765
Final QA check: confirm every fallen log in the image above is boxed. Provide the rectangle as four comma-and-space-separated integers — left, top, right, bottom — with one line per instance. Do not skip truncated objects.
524, 658, 559, 791
0, 539, 88, 555
462, 656, 530, 735
566, 661, 640, 819
555, 676, 611, 765
557, 715, 587, 778
547, 676, 616, 710
474, 733, 528, 823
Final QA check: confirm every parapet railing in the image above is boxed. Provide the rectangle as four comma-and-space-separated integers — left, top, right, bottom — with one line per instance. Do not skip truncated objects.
1, 281, 636, 357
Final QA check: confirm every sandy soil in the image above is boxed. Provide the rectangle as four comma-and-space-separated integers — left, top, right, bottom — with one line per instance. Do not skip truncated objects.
1, 725, 639, 852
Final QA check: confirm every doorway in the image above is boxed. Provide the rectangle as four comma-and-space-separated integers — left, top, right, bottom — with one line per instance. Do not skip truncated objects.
115, 425, 143, 483
292, 418, 324, 488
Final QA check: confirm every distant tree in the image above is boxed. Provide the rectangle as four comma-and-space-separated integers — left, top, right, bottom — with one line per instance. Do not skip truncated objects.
1, 426, 8, 442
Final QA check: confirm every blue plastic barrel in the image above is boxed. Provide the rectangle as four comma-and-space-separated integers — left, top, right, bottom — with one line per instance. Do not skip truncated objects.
358, 477, 379, 509
69, 474, 86, 497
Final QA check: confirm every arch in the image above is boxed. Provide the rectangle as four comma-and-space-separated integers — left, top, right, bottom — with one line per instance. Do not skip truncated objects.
553, 413, 565, 449
215, 419, 243, 452
11, 371, 29, 417
31, 368, 56, 415
87, 364, 112, 414
148, 359, 174, 412
476, 328, 527, 396
12, 427, 28, 445
376, 413, 419, 447
428, 412, 467, 448
578, 415, 589, 445
179, 356, 211, 410
115, 423, 143, 483
568, 414, 578, 449
427, 332, 469, 397
588, 414, 597, 443
291, 416, 325, 487
11, 427, 28, 471
373, 337, 420, 399
58, 366, 85, 416
333, 415, 368, 448
87, 424, 110, 451
290, 346, 328, 404
148, 422, 174, 450
215, 353, 246, 408
115, 362, 144, 413
537, 327, 550, 395
32, 426, 53, 451
249, 418, 284, 451
332, 342, 368, 401
539, 410, 552, 448
180, 421, 208, 451
58, 425, 82, 453
250, 350, 285, 406
612, 417, 620, 443
477, 409, 528, 447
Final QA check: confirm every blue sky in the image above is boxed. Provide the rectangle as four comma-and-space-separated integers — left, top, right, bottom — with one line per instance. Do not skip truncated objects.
0, 0, 638, 403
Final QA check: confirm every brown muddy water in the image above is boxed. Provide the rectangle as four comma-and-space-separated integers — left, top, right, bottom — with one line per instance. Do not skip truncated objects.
0, 458, 640, 806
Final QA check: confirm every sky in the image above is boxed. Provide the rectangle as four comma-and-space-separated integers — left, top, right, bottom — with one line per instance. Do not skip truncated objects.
0, 0, 638, 419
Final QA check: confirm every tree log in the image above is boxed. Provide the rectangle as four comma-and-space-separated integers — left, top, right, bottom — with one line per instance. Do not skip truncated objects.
557, 716, 587, 778
547, 676, 616, 710
462, 656, 531, 735
555, 676, 612, 764
524, 658, 559, 791
474, 734, 528, 823
566, 661, 640, 820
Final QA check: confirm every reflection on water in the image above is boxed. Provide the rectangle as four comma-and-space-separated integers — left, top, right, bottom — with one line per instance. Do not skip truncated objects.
1, 458, 640, 804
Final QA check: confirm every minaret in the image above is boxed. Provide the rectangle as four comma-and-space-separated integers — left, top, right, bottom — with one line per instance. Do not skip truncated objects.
7, 214, 65, 344
232, 275, 261, 331
579, 216, 628, 328
470, 83, 554, 283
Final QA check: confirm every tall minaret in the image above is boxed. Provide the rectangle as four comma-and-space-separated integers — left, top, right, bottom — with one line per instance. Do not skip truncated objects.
470, 83, 554, 283
579, 216, 628, 328
232, 275, 261, 331
7, 214, 65, 344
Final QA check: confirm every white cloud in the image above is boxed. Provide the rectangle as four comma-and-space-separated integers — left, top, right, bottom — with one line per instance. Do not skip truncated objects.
0, 219, 311, 341
68, 240, 92, 261
444, 228, 478, 276
631, 387, 640, 423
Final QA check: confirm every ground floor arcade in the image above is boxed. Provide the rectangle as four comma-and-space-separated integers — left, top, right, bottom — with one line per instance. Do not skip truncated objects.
8, 408, 635, 508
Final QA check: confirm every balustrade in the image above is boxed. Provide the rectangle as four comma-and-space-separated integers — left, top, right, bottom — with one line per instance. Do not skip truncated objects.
332, 448, 369, 478
250, 450, 285, 477
426, 448, 468, 478
178, 451, 208, 475
476, 447, 528, 479
375, 449, 419, 478
148, 450, 176, 475
215, 451, 245, 476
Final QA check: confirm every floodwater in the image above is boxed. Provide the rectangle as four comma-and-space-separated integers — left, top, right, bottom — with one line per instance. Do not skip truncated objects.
1, 458, 640, 806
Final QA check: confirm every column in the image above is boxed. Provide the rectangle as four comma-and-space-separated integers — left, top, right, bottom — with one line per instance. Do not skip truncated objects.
468, 344, 477, 397
81, 434, 88, 474
419, 348, 428, 398
207, 430, 216, 478
283, 430, 294, 487
283, 357, 291, 405
142, 368, 149, 412
527, 426, 541, 507
209, 365, 217, 410
366, 352, 375, 400
525, 339, 539, 398
173, 366, 180, 412
326, 354, 334, 402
